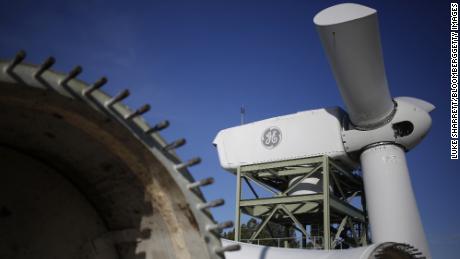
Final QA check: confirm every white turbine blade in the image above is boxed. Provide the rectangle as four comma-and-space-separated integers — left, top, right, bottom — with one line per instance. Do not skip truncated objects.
314, 3, 394, 129
360, 144, 431, 259
395, 96, 435, 112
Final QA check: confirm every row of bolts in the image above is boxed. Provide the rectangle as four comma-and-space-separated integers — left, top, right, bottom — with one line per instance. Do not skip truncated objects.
3, 50, 240, 255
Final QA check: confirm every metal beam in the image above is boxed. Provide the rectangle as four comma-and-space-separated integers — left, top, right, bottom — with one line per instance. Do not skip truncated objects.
346, 190, 360, 202
360, 223, 368, 246
241, 156, 324, 172
347, 218, 359, 246
240, 194, 323, 207
255, 166, 317, 178
330, 170, 346, 199
332, 216, 348, 248
241, 178, 278, 239
330, 197, 365, 222
281, 164, 322, 195
280, 205, 308, 237
244, 175, 279, 195
244, 177, 259, 198
234, 167, 242, 241
329, 159, 361, 185
249, 205, 279, 240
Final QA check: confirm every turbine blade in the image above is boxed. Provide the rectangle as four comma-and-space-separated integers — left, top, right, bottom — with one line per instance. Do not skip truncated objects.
314, 3, 394, 129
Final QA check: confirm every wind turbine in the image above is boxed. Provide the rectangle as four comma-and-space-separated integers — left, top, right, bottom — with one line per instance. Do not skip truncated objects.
314, 3, 433, 258
215, 3, 433, 259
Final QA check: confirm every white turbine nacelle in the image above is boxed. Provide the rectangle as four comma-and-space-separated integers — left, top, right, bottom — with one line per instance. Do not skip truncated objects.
213, 107, 357, 171
213, 96, 434, 171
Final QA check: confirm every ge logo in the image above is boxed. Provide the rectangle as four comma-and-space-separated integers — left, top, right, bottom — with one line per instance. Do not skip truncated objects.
262, 127, 282, 149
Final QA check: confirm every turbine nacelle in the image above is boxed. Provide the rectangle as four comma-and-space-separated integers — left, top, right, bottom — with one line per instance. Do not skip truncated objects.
213, 96, 434, 172
213, 107, 357, 171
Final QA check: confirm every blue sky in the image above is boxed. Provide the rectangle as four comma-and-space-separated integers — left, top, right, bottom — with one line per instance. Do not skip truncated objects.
0, 0, 457, 258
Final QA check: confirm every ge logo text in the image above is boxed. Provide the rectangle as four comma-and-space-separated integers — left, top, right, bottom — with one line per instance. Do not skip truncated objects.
262, 127, 282, 149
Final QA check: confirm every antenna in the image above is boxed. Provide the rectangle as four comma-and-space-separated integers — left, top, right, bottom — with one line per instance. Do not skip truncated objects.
240, 105, 245, 125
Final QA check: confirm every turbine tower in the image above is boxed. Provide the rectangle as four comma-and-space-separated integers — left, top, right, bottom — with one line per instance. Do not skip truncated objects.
215, 3, 433, 259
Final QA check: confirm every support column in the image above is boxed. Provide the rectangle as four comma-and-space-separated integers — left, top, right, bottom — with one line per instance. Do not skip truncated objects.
284, 225, 290, 248
301, 224, 307, 249
360, 187, 368, 246
322, 156, 331, 250
361, 144, 431, 258
234, 167, 242, 241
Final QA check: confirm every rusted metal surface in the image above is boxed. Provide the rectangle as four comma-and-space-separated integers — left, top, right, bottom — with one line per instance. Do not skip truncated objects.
0, 52, 237, 259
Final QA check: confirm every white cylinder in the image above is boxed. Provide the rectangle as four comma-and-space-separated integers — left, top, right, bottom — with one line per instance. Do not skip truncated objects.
287, 171, 323, 195
287, 171, 333, 196
360, 144, 431, 258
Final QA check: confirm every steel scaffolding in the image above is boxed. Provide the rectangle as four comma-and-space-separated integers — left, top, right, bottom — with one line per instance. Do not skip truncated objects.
234, 155, 369, 249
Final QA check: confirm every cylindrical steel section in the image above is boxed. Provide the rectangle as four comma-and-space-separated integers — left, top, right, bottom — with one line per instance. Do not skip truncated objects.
314, 3, 394, 129
287, 171, 333, 196
360, 144, 431, 259
287, 171, 323, 195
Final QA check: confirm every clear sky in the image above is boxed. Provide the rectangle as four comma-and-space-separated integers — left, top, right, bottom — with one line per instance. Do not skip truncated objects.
0, 0, 457, 258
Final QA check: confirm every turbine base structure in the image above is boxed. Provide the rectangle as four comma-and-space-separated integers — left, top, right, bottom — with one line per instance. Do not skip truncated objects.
232, 155, 368, 250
